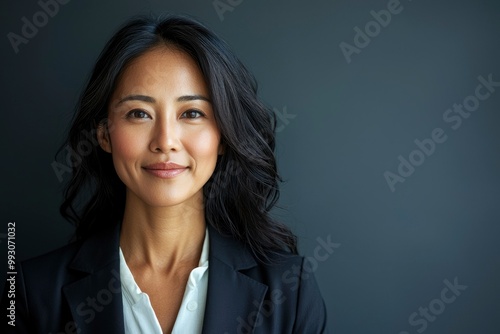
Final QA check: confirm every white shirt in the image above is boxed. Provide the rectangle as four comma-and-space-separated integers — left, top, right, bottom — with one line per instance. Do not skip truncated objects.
119, 229, 209, 334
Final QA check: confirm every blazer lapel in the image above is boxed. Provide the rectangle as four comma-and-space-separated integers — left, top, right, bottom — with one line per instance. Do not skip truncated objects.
202, 225, 268, 334
63, 224, 125, 334
60, 223, 268, 333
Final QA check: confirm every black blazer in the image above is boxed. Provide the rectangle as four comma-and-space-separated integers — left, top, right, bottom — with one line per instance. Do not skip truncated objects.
2, 223, 329, 333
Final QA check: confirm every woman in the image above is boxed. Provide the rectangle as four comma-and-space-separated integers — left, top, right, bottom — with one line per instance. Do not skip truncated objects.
2, 14, 329, 333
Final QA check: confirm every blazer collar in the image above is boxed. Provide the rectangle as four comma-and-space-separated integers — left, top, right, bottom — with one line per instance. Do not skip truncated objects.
66, 223, 258, 273
206, 224, 257, 271
63, 223, 268, 334
202, 225, 268, 334
63, 222, 124, 333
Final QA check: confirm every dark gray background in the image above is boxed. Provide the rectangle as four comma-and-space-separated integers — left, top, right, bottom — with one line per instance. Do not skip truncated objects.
1, 0, 499, 333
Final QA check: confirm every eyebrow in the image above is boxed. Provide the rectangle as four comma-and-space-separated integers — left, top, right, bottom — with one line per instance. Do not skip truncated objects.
177, 94, 211, 103
115, 94, 211, 106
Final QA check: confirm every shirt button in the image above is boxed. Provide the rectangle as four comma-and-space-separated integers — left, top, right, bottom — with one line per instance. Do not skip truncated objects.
187, 300, 198, 311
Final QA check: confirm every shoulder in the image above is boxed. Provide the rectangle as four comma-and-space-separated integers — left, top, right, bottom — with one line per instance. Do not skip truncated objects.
1, 241, 83, 333
20, 240, 82, 275
11, 240, 85, 310
208, 224, 324, 294
18, 223, 119, 284
208, 226, 329, 332
248, 250, 324, 302
245, 251, 330, 333
249, 250, 305, 283
11, 222, 119, 296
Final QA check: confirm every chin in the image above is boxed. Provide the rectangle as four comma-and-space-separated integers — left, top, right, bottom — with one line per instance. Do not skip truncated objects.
143, 192, 204, 209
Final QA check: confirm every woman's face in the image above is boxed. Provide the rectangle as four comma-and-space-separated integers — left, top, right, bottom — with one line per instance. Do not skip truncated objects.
98, 46, 222, 209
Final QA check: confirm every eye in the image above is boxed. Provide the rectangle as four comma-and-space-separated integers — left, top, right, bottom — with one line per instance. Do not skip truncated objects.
181, 109, 205, 119
126, 109, 150, 119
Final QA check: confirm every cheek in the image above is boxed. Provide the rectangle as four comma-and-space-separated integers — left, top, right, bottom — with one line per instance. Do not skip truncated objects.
110, 127, 145, 162
190, 128, 220, 160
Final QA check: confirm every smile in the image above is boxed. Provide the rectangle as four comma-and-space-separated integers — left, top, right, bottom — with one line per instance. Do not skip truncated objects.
143, 162, 188, 179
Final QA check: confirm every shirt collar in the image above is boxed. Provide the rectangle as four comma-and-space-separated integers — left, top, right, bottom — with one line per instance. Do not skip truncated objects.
198, 227, 209, 267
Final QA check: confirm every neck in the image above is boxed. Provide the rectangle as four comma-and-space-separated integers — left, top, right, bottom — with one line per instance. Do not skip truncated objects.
119, 190, 206, 272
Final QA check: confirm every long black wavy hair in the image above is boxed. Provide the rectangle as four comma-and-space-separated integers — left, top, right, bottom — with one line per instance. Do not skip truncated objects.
58, 14, 297, 262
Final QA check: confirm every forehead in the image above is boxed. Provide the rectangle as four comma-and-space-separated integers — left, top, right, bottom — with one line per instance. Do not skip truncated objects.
112, 45, 209, 97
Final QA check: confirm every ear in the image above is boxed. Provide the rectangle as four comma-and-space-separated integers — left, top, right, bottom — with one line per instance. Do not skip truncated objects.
97, 122, 112, 153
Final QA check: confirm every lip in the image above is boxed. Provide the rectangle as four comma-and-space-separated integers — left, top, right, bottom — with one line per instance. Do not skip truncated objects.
143, 162, 188, 179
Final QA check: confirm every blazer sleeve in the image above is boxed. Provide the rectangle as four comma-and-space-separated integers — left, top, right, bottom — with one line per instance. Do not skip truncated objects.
292, 256, 330, 334
1, 262, 35, 333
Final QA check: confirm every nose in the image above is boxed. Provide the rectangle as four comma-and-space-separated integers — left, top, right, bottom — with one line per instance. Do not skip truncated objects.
149, 117, 181, 153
